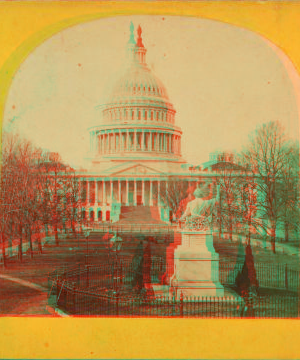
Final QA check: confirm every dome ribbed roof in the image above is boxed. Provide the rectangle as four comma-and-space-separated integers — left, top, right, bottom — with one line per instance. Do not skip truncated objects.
108, 64, 170, 104
103, 24, 174, 112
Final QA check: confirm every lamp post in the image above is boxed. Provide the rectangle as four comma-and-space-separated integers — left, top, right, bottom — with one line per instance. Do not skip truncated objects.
85, 229, 91, 265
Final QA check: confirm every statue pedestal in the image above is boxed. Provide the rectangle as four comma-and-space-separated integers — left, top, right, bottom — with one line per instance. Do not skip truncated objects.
170, 231, 224, 297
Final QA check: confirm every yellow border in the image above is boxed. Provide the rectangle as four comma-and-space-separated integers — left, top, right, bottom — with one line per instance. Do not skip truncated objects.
1, 2, 300, 359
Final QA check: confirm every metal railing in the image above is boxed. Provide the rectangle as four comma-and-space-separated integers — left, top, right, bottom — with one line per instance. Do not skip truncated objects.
85, 223, 175, 234
48, 258, 300, 317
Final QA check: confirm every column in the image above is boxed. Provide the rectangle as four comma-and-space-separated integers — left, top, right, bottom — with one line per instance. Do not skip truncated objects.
169, 134, 172, 153
134, 180, 137, 206
150, 132, 152, 151
103, 180, 106, 205
118, 180, 121, 204
142, 180, 145, 205
141, 131, 145, 150
134, 130, 137, 151
163, 133, 166, 152
79, 179, 82, 204
150, 180, 153, 206
110, 180, 113, 204
114, 132, 117, 152
157, 180, 160, 205
174, 136, 176, 154
126, 130, 129, 151
172, 134, 174, 153
95, 180, 98, 204
86, 180, 90, 204
126, 180, 129, 206
179, 136, 181, 155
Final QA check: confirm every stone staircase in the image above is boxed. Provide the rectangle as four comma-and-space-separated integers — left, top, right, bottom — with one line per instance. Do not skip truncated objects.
117, 206, 165, 224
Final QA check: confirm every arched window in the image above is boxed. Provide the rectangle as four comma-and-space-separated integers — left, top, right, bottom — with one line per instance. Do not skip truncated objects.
132, 110, 134, 120
157, 112, 159, 121
145, 110, 147, 120
138, 110, 141, 120
151, 111, 154, 120
90, 210, 94, 222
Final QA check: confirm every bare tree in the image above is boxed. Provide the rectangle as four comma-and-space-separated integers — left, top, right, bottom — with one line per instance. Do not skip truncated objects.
242, 121, 293, 253
0, 133, 22, 266
214, 165, 240, 241
158, 179, 191, 220
277, 141, 299, 242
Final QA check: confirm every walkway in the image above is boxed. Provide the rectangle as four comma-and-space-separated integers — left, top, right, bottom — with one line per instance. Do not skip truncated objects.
0, 273, 62, 316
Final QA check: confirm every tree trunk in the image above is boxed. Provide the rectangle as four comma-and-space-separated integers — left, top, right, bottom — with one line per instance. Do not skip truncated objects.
37, 233, 43, 254
19, 224, 23, 262
270, 220, 276, 254
8, 233, 13, 257
247, 217, 251, 245
45, 224, 48, 237
218, 193, 223, 239
1, 232, 7, 268
8, 220, 13, 257
28, 226, 33, 259
72, 220, 77, 239
229, 216, 233, 242
285, 221, 289, 242
54, 224, 59, 246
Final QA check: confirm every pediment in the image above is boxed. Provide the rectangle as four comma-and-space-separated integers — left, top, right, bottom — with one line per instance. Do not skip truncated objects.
110, 163, 165, 176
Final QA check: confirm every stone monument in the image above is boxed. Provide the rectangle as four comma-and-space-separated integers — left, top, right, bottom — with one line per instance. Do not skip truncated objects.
170, 183, 224, 297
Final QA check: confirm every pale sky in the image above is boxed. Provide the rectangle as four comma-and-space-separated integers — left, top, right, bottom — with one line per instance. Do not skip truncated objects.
3, 16, 300, 168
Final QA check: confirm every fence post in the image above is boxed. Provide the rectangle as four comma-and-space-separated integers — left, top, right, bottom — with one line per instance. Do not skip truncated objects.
180, 291, 183, 317
285, 263, 288, 291
116, 294, 119, 316
78, 264, 80, 286
86, 265, 90, 288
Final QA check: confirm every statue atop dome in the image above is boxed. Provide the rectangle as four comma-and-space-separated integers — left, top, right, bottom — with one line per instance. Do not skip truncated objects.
136, 25, 144, 48
128, 21, 136, 45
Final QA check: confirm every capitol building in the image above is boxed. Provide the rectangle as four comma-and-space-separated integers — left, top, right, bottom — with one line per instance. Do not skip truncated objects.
77, 23, 224, 223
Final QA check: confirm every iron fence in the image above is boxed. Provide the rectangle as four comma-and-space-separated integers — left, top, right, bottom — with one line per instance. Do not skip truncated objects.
48, 259, 300, 296
86, 223, 175, 234
219, 262, 300, 291
53, 281, 299, 318
48, 259, 300, 318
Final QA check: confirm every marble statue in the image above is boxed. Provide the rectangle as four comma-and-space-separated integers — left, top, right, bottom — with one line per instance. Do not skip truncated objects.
180, 182, 219, 230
